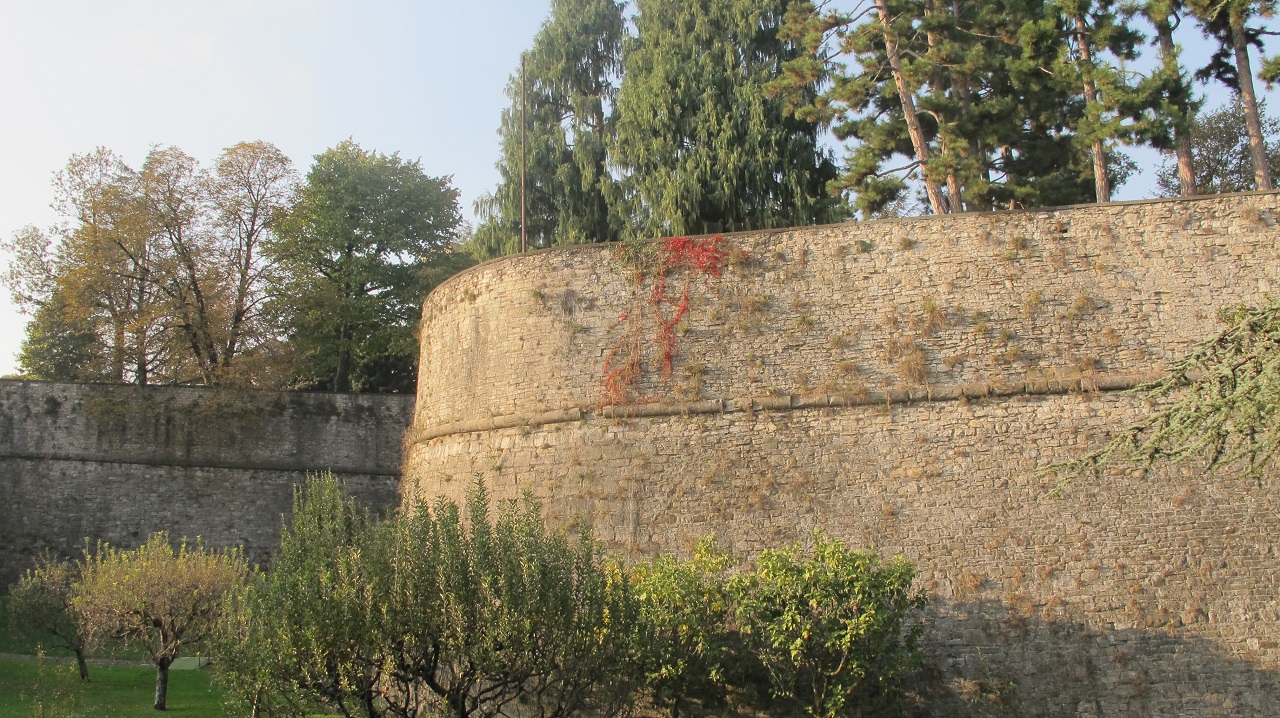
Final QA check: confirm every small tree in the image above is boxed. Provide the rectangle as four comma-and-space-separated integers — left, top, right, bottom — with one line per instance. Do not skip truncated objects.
732, 531, 924, 718
631, 537, 739, 718
8, 552, 90, 681
216, 472, 386, 717
74, 533, 248, 711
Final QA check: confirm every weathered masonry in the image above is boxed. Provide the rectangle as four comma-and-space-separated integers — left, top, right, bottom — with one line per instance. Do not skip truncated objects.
0, 380, 412, 587
404, 193, 1280, 716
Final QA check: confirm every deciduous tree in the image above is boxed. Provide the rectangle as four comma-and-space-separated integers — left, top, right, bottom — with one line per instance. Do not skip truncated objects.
269, 140, 468, 393
8, 552, 90, 681
218, 474, 641, 718
75, 533, 248, 710
1155, 98, 1280, 195
3, 143, 297, 386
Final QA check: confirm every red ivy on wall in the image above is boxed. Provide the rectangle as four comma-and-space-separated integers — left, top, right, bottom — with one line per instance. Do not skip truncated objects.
602, 234, 732, 405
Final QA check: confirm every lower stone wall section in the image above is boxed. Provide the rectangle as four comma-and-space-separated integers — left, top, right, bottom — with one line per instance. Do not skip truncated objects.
403, 392, 1280, 717
0, 459, 396, 586
0, 380, 413, 587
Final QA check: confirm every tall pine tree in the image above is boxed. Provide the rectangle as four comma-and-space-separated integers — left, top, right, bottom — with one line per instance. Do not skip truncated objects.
471, 0, 626, 258
1139, 0, 1201, 195
612, 0, 841, 237
1190, 0, 1275, 189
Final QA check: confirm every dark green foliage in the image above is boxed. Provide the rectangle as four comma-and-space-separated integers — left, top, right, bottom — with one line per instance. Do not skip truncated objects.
613, 0, 841, 237
1048, 298, 1280, 486
216, 474, 640, 718
471, 0, 627, 258
1155, 99, 1280, 196
1189, 0, 1272, 89
476, 0, 842, 253
269, 141, 470, 393
16, 291, 106, 382
771, 0, 1162, 215
217, 476, 927, 718
214, 472, 382, 717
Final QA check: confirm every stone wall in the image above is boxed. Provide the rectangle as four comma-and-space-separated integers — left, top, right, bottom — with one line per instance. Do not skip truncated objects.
0, 380, 413, 587
404, 193, 1280, 717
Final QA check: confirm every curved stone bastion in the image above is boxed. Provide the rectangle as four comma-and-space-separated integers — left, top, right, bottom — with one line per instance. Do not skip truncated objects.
404, 193, 1280, 716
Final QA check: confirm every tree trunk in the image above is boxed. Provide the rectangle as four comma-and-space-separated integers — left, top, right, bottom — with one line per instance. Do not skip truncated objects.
926, 0, 964, 212
335, 325, 351, 393
951, 0, 989, 209
154, 657, 172, 710
112, 323, 126, 382
875, 0, 948, 215
1074, 13, 1111, 203
74, 648, 89, 682
136, 330, 149, 386
1154, 12, 1197, 195
1231, 11, 1272, 189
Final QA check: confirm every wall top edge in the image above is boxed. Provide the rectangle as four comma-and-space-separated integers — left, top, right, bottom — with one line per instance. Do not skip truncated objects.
426, 190, 1280, 303
0, 378, 418, 403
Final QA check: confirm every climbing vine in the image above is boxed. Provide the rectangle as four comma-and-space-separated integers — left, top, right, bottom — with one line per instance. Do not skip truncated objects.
602, 234, 732, 405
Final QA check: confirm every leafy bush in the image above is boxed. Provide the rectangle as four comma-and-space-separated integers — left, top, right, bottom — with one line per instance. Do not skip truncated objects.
732, 532, 925, 718
217, 475, 926, 718
217, 473, 640, 718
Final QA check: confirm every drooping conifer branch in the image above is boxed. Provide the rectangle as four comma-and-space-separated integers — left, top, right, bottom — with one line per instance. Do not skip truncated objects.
1048, 300, 1280, 487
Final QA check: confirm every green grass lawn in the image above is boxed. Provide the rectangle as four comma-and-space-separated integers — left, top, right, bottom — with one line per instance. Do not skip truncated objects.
1, 596, 231, 716
0, 657, 228, 717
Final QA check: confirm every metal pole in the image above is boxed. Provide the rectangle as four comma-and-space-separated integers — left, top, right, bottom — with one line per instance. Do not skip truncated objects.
521, 55, 527, 254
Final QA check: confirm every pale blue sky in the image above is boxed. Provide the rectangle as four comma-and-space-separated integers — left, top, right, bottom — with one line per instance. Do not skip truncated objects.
0, 1, 1275, 376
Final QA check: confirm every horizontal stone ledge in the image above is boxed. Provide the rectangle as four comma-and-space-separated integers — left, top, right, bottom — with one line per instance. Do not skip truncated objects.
410, 372, 1165, 445
411, 408, 584, 442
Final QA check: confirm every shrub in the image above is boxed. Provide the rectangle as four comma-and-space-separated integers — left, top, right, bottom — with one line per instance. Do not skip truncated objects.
732, 531, 925, 718
217, 473, 640, 718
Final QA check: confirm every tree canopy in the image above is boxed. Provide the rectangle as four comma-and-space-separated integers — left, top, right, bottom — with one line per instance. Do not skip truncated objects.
215, 475, 926, 718
471, 0, 840, 259
217, 474, 640, 718
3, 143, 298, 386
471, 0, 627, 257
74, 533, 248, 711
268, 140, 469, 394
1155, 98, 1280, 195
5, 139, 470, 393
464, 0, 1266, 222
